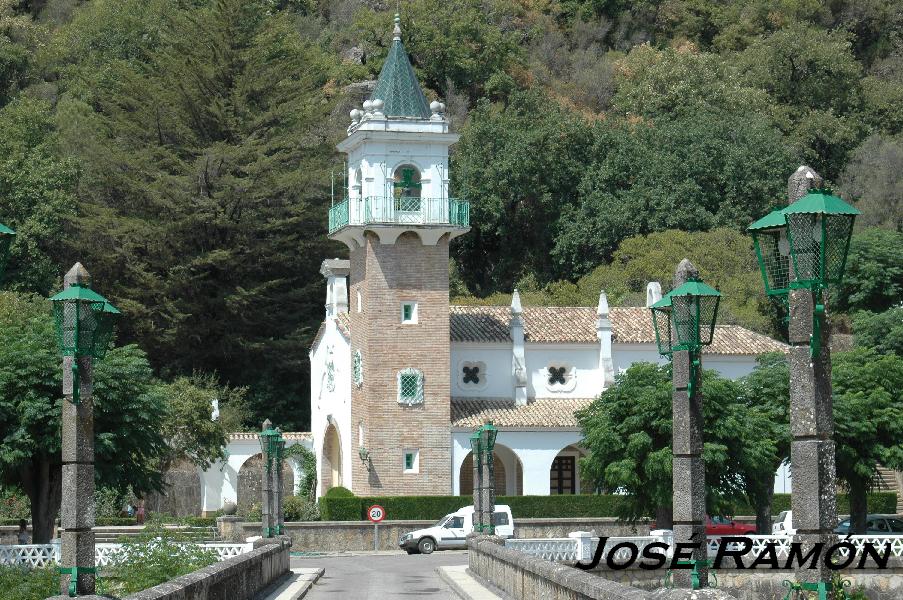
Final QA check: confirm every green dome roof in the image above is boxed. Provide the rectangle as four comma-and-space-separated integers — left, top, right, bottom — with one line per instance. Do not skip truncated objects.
369, 15, 431, 119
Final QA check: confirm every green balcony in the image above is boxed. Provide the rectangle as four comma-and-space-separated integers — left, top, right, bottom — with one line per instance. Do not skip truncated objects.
328, 196, 470, 234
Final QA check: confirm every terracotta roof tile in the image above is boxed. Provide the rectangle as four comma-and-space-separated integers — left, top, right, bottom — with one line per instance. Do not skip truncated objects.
450, 397, 593, 429
229, 432, 312, 441
450, 305, 786, 355
336, 312, 351, 338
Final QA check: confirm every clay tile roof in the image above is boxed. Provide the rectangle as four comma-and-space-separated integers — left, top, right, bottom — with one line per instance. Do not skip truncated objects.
609, 307, 787, 354
450, 397, 594, 429
450, 306, 598, 343
336, 313, 351, 338
229, 432, 312, 441
450, 305, 786, 355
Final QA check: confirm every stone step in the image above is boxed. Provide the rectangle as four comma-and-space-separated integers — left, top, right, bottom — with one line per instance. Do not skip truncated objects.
875, 466, 903, 514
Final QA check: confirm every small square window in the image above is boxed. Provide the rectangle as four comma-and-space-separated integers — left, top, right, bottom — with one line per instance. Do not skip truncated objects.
403, 449, 419, 473
397, 368, 424, 405
401, 301, 418, 324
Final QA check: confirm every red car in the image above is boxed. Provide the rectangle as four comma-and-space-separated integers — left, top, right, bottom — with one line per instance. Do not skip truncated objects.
650, 515, 756, 536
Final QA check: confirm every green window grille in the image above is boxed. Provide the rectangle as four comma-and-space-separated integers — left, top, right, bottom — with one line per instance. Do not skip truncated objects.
353, 350, 363, 387
402, 302, 415, 322
405, 452, 415, 470
398, 368, 424, 405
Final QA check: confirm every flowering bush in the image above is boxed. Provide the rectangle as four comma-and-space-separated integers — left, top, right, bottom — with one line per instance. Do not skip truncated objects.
0, 487, 30, 521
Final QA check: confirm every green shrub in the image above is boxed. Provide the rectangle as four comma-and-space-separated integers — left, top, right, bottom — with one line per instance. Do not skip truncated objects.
0, 565, 57, 600
324, 486, 354, 498
284, 495, 320, 521
98, 525, 219, 596
0, 487, 30, 521
96, 517, 138, 526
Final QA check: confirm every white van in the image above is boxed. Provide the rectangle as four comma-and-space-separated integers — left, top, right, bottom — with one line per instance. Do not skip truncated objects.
399, 505, 515, 554
772, 510, 796, 535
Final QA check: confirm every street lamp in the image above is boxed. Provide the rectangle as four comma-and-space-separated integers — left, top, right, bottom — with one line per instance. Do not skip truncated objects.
258, 421, 281, 538
0, 223, 14, 281
650, 277, 721, 397
49, 281, 121, 404
748, 189, 859, 357
469, 422, 497, 534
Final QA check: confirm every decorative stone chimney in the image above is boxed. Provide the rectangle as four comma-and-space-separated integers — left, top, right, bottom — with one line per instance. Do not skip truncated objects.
510, 289, 527, 406
646, 282, 663, 307
596, 291, 614, 389
320, 259, 350, 318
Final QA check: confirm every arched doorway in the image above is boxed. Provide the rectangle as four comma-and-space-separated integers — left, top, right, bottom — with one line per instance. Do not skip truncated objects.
321, 424, 343, 494
550, 445, 588, 495
237, 454, 296, 515
459, 444, 523, 496
145, 459, 202, 517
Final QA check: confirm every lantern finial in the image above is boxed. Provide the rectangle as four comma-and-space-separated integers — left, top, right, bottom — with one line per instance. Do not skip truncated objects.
674, 259, 699, 287
64, 263, 91, 289
262, 418, 273, 431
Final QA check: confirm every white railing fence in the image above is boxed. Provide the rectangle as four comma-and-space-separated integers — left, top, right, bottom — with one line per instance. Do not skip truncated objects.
506, 534, 903, 564
0, 542, 252, 568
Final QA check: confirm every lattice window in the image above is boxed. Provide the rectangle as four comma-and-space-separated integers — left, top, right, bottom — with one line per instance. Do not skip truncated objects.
352, 350, 363, 387
459, 360, 488, 391
397, 368, 424, 405
545, 363, 576, 392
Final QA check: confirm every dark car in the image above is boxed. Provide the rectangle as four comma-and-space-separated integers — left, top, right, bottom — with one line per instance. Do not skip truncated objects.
834, 515, 903, 535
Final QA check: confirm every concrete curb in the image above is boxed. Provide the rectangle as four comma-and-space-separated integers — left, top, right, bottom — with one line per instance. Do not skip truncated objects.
438, 565, 505, 600
258, 567, 324, 600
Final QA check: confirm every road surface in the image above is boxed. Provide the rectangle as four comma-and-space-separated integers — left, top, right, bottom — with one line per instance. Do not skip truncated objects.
292, 551, 468, 599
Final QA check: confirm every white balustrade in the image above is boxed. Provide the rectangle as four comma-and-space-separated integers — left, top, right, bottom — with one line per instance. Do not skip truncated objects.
0, 542, 252, 568
506, 534, 903, 563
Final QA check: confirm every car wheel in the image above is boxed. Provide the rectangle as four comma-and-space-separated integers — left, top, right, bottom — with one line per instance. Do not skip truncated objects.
418, 538, 435, 554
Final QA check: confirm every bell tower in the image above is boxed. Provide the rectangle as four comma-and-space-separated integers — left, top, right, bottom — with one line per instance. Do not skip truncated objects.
329, 15, 469, 495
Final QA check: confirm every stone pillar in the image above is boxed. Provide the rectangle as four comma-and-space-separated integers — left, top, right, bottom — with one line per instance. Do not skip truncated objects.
670, 259, 708, 589
787, 166, 837, 586
261, 419, 274, 538
481, 433, 495, 533
472, 442, 481, 522
275, 439, 285, 535
60, 263, 96, 596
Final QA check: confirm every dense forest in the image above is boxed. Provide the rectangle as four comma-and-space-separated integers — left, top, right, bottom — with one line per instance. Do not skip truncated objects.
0, 0, 901, 431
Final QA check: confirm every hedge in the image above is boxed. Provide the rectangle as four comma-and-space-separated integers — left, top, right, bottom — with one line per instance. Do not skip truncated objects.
317, 492, 898, 522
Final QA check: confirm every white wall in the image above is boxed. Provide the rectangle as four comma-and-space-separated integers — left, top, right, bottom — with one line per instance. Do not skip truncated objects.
451, 430, 583, 496
346, 139, 451, 201
309, 319, 353, 497
525, 344, 603, 399
450, 344, 513, 397
612, 343, 760, 379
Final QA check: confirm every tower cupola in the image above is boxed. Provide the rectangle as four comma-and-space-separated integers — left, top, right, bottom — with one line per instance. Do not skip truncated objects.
328, 14, 468, 249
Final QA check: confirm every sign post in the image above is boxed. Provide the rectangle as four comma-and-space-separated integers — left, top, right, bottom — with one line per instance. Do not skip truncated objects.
368, 504, 385, 552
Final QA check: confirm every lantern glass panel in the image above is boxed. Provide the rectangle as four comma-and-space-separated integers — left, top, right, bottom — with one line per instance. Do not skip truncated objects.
823, 214, 855, 285
671, 294, 720, 348
651, 305, 673, 356
91, 304, 120, 360
53, 299, 104, 356
0, 232, 13, 280
751, 229, 791, 295
785, 213, 822, 286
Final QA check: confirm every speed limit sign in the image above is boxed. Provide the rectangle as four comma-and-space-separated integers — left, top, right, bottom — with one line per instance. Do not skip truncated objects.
367, 504, 386, 523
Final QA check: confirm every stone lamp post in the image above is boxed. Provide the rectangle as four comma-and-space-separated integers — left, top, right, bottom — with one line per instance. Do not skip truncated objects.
258, 420, 281, 538
650, 260, 721, 590
49, 263, 120, 597
470, 422, 498, 534
748, 167, 859, 593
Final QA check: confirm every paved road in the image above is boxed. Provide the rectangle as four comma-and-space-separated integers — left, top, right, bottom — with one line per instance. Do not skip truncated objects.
292, 551, 468, 599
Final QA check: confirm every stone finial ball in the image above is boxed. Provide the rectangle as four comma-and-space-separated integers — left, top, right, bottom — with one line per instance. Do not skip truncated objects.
221, 501, 237, 515
350, 109, 362, 121
372, 99, 384, 112
430, 100, 442, 113
363, 99, 373, 111
439, 102, 446, 112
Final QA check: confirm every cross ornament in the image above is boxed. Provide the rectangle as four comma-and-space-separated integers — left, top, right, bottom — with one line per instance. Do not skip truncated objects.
548, 366, 567, 385
463, 366, 480, 384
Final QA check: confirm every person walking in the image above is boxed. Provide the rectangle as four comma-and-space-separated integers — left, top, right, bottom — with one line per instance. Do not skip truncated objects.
136, 500, 145, 525
16, 519, 29, 545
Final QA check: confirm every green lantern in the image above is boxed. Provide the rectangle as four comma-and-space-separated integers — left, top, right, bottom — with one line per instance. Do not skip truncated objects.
650, 278, 721, 398
258, 425, 280, 467
748, 209, 792, 296
782, 189, 859, 290
0, 223, 14, 282
49, 284, 120, 404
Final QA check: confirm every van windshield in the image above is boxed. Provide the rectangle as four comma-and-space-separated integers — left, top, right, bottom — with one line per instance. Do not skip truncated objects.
434, 515, 451, 527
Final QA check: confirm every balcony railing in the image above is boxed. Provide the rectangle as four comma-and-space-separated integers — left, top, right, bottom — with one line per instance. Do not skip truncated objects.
328, 196, 470, 233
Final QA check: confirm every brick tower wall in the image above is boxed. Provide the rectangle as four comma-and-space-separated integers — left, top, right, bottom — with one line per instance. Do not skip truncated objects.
349, 230, 452, 495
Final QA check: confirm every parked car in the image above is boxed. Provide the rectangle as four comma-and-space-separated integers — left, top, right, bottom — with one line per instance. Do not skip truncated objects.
649, 515, 756, 537
399, 505, 515, 554
772, 510, 796, 535
834, 515, 903, 535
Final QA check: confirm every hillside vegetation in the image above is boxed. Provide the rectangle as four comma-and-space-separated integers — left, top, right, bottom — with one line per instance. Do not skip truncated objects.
0, 0, 901, 429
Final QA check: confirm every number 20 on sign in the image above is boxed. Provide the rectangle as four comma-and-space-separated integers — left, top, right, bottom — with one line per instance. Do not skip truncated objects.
368, 504, 385, 523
